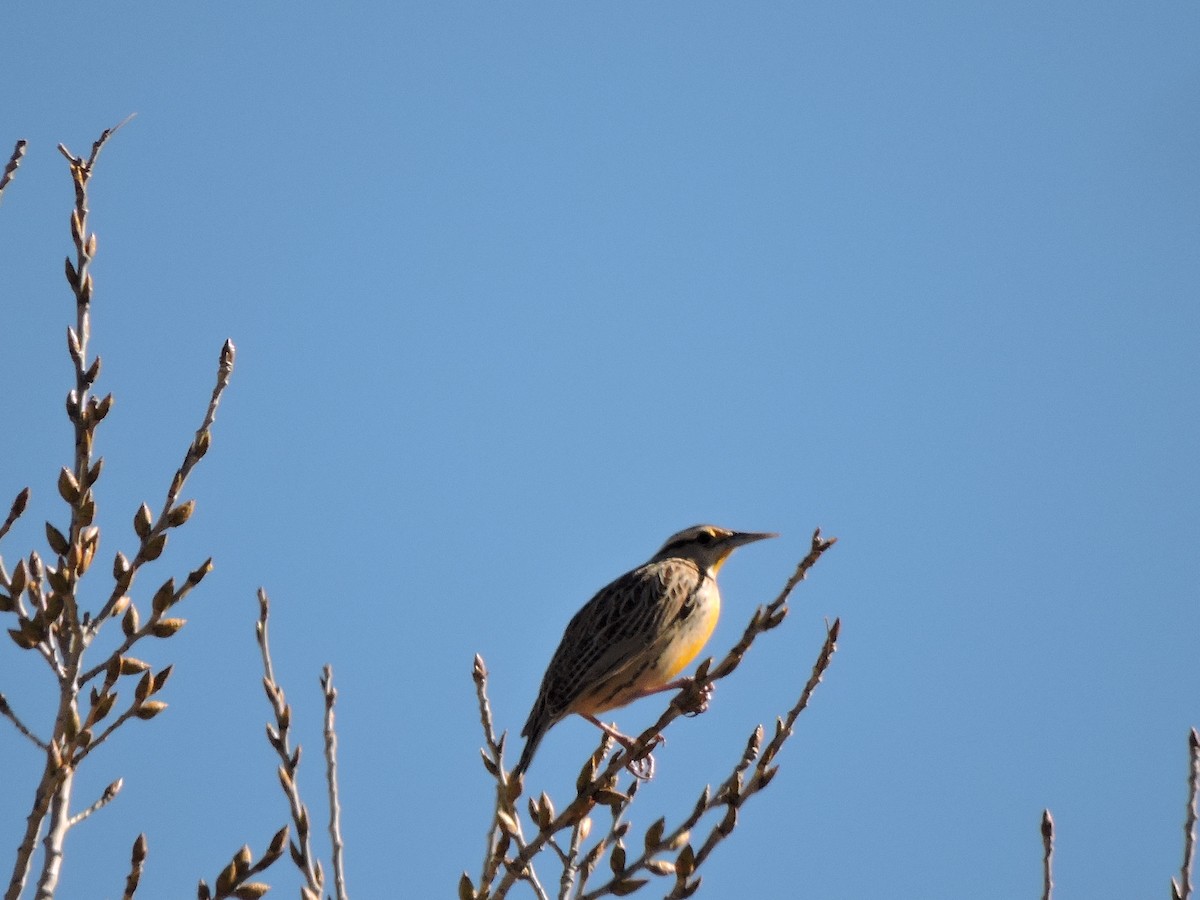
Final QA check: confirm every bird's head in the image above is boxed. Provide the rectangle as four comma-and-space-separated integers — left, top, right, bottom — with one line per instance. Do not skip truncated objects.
649, 524, 778, 574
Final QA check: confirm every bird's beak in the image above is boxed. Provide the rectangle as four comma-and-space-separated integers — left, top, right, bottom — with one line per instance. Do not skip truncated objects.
710, 530, 778, 573
728, 530, 779, 548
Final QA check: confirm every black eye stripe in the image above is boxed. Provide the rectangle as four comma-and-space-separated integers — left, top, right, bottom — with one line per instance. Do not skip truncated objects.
660, 530, 716, 554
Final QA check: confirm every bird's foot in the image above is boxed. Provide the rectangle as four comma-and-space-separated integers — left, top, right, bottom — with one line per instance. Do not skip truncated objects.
585, 715, 662, 781
673, 677, 714, 717
623, 750, 656, 781
614, 732, 662, 781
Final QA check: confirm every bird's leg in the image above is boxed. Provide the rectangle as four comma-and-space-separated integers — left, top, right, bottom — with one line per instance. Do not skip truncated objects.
628, 677, 715, 717
582, 715, 659, 780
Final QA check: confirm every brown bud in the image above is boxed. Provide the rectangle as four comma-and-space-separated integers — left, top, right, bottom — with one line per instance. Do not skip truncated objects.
133, 504, 153, 539
644, 817, 665, 851
167, 501, 194, 527
94, 393, 113, 422
610, 879, 648, 896
610, 841, 626, 874
645, 858, 676, 876
151, 578, 176, 614
10, 560, 28, 596
92, 691, 116, 723
134, 701, 167, 720
122, 603, 140, 637
232, 885, 269, 900
143, 534, 167, 561
188, 558, 213, 586
150, 618, 186, 638
7, 628, 37, 650
192, 431, 210, 460
57, 468, 80, 504
266, 825, 289, 860
675, 845, 696, 878
134, 671, 153, 702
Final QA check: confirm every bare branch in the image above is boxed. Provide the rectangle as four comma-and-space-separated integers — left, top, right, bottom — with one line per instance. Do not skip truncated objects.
84, 339, 234, 641
197, 828, 288, 900
1041, 809, 1054, 900
322, 666, 349, 900
56, 114, 134, 173
121, 834, 148, 900
67, 779, 123, 827
0, 693, 48, 750
472, 656, 549, 900
256, 589, 323, 898
1174, 729, 1200, 900
688, 618, 841, 876
0, 139, 26, 205
0, 487, 30, 544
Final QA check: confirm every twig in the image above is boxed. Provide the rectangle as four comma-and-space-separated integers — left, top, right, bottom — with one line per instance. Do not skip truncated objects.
322, 666, 350, 900
197, 829, 289, 900
471, 656, 549, 900
83, 339, 234, 643
1041, 809, 1054, 900
256, 589, 324, 898
688, 618, 841, 876
121, 834, 147, 900
67, 778, 122, 827
4, 121, 227, 900
0, 487, 30, 543
0, 693, 48, 750
1174, 729, 1200, 900
7, 122, 131, 900
56, 114, 134, 173
0, 139, 25, 205
557, 814, 590, 899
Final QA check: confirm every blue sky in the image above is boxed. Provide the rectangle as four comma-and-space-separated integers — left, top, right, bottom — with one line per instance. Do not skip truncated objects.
1, 3, 1198, 898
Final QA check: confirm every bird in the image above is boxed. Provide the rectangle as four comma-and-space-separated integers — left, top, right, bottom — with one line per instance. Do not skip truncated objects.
512, 524, 777, 779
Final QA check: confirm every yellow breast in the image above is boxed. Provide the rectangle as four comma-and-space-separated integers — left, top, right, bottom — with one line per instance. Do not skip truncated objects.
663, 584, 721, 679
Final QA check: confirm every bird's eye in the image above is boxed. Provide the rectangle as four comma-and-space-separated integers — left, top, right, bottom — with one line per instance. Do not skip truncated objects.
695, 531, 715, 546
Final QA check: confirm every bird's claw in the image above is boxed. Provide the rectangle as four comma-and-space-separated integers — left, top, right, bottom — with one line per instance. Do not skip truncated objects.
620, 734, 662, 781
675, 679, 714, 717
625, 753, 655, 781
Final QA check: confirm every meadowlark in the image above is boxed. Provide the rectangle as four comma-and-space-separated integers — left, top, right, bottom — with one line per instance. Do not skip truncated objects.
513, 524, 777, 778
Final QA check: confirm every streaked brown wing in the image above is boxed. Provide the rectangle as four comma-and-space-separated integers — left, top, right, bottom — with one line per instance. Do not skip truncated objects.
537, 559, 700, 722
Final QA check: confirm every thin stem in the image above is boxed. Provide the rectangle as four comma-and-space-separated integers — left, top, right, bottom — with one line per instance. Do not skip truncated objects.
34, 767, 75, 899
322, 666, 349, 900
1176, 729, 1200, 900
84, 340, 235, 641
0, 694, 48, 750
67, 778, 122, 827
1040, 809, 1054, 900
0, 139, 26, 204
5, 760, 62, 900
257, 589, 323, 897
556, 816, 587, 900
472, 655, 550, 900
121, 834, 148, 900
0, 488, 30, 543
